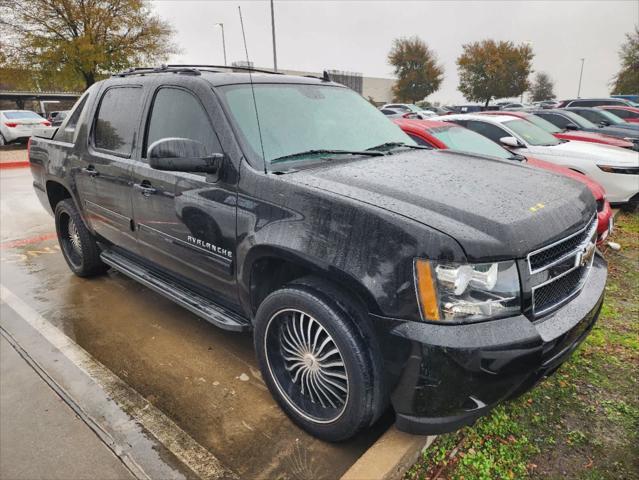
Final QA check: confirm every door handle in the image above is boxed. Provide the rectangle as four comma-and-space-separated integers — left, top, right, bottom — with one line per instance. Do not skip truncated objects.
82, 165, 99, 177
133, 181, 157, 196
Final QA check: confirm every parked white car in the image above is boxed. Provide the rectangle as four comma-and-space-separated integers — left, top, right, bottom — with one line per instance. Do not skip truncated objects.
381, 103, 436, 118
0, 110, 54, 145
434, 114, 639, 205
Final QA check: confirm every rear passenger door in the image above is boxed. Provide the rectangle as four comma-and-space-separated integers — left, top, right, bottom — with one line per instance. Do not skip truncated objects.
130, 82, 238, 304
84, 85, 144, 253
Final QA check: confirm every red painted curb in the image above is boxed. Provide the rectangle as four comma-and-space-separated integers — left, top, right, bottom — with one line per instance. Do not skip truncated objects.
0, 161, 30, 169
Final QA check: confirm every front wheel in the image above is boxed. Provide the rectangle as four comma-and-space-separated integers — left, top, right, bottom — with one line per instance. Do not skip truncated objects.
254, 278, 385, 441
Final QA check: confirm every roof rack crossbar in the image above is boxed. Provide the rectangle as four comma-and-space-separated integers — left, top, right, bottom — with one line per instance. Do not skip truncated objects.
167, 64, 283, 75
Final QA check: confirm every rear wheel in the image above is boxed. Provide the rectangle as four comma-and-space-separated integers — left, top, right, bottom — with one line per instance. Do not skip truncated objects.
55, 199, 108, 277
254, 277, 385, 441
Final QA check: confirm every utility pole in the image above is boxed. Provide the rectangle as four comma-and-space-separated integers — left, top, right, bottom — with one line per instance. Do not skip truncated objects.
577, 58, 585, 98
214, 23, 227, 66
270, 0, 278, 71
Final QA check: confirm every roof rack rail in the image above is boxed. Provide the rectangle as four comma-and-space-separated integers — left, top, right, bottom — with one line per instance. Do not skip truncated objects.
167, 64, 283, 75
112, 65, 201, 77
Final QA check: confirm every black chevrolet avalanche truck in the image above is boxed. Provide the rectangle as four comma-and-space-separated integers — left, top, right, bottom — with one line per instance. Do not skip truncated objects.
28, 66, 607, 441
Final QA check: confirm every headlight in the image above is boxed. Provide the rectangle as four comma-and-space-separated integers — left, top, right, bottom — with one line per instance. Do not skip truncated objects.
597, 165, 639, 175
414, 259, 521, 323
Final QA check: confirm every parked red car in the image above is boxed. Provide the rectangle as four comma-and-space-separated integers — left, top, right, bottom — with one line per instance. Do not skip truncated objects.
479, 110, 634, 149
395, 118, 613, 242
599, 106, 639, 124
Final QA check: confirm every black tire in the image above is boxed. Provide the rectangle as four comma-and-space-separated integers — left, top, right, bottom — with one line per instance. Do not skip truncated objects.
254, 276, 386, 441
54, 199, 108, 277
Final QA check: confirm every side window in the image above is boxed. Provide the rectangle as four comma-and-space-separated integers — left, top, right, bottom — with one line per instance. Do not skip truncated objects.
573, 110, 599, 123
93, 86, 143, 156
609, 109, 631, 119
145, 87, 221, 157
407, 133, 434, 147
537, 113, 572, 129
464, 121, 509, 143
54, 95, 88, 143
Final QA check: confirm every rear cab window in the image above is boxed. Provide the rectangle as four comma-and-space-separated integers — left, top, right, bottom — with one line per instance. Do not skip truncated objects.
54, 94, 89, 143
92, 86, 143, 157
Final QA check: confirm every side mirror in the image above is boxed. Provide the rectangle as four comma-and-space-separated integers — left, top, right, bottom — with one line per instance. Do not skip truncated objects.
148, 138, 222, 174
599, 121, 610, 127
499, 136, 524, 148
565, 124, 578, 131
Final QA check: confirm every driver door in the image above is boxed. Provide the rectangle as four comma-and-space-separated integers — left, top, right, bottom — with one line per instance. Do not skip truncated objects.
130, 83, 238, 304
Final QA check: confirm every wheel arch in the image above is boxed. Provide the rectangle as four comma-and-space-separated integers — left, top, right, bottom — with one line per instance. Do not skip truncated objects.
46, 180, 73, 211
241, 245, 382, 322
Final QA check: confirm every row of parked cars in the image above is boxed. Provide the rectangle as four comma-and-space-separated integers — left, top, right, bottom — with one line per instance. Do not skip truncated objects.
21, 65, 638, 442
382, 99, 638, 212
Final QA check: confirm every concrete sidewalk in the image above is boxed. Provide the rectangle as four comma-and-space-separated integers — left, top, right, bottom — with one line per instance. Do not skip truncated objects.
0, 334, 135, 480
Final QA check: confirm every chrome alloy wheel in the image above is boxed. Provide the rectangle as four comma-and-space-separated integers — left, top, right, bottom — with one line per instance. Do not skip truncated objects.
264, 309, 349, 423
68, 218, 82, 254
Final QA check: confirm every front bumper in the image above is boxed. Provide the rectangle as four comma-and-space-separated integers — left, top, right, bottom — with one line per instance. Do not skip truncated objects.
385, 253, 607, 435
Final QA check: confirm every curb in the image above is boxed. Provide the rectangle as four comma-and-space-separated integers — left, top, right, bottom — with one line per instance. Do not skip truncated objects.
0, 161, 30, 169
340, 427, 435, 480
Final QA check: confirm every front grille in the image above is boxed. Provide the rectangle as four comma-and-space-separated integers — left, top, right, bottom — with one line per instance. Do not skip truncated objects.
528, 214, 598, 317
533, 268, 584, 314
528, 215, 597, 273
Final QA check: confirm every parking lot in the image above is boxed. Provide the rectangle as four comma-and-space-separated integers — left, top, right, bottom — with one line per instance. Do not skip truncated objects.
0, 156, 396, 479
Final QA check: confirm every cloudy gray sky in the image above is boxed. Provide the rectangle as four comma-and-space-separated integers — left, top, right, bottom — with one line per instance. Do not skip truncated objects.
151, 0, 638, 104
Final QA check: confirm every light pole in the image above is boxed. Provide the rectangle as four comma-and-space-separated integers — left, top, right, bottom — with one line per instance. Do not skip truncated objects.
577, 58, 585, 98
214, 23, 227, 66
270, 0, 278, 71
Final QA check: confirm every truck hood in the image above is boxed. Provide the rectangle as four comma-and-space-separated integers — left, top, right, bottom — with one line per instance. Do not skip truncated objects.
286, 149, 595, 262
525, 156, 604, 199
526, 141, 639, 167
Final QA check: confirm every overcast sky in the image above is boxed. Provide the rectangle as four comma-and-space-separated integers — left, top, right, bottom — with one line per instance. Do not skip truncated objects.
151, 0, 638, 104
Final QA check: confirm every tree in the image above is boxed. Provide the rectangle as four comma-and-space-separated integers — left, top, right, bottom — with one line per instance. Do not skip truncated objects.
457, 39, 534, 107
529, 72, 556, 102
388, 36, 444, 103
0, 0, 178, 90
610, 27, 639, 95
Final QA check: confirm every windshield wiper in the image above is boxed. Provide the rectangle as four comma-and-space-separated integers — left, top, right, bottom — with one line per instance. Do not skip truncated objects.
271, 149, 385, 163
366, 141, 431, 151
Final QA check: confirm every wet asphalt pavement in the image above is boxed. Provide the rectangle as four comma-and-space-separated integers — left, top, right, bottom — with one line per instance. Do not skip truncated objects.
0, 165, 389, 479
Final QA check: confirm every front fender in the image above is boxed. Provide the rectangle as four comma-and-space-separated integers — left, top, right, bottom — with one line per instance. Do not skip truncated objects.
236, 165, 467, 321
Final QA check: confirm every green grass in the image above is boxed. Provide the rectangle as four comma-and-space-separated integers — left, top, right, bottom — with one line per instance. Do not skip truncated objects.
406, 211, 639, 480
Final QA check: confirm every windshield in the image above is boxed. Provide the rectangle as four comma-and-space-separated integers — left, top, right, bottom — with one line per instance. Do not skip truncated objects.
526, 114, 561, 133
428, 125, 511, 160
505, 119, 560, 146
220, 83, 413, 168
562, 111, 597, 129
4, 111, 43, 120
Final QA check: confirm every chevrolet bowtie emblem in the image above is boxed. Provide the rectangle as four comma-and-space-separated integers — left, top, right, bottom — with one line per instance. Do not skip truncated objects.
577, 241, 596, 268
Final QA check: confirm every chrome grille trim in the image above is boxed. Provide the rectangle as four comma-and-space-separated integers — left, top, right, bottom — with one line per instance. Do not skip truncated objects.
527, 214, 598, 275
531, 252, 595, 316
529, 214, 598, 317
